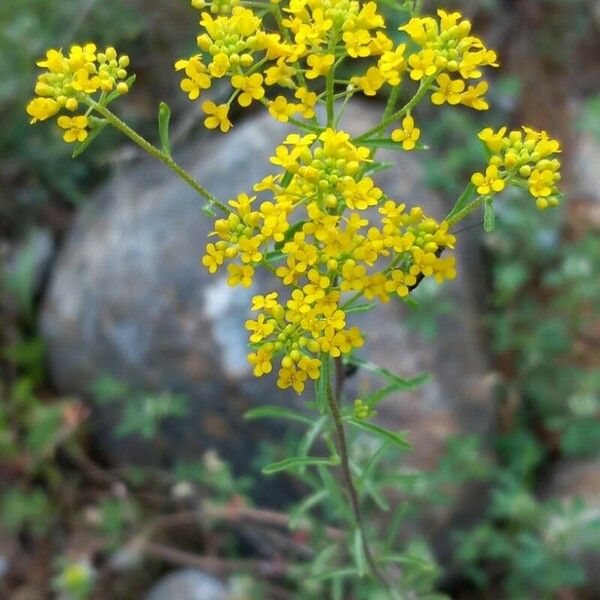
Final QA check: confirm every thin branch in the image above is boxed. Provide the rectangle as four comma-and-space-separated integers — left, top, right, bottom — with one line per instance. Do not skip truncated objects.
323, 358, 396, 595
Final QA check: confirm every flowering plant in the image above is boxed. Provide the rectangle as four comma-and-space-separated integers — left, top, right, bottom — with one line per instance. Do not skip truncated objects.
27, 0, 561, 595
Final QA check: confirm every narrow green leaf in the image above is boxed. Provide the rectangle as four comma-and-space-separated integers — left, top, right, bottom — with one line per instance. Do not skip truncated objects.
358, 442, 388, 486
446, 181, 476, 221
274, 220, 307, 251
202, 204, 217, 218
244, 405, 312, 425
312, 567, 358, 582
318, 465, 354, 523
264, 250, 285, 263
363, 384, 401, 410
289, 489, 327, 529
345, 302, 376, 314
158, 101, 172, 156
403, 296, 419, 309
353, 529, 367, 577
385, 501, 409, 551
299, 415, 327, 458
383, 553, 435, 570
345, 356, 429, 390
364, 477, 390, 510
262, 456, 336, 475
346, 417, 412, 450
363, 161, 394, 176
72, 120, 108, 158
358, 138, 405, 151
484, 197, 495, 232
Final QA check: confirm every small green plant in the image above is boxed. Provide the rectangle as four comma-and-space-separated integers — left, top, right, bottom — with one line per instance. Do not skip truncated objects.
24, 0, 565, 596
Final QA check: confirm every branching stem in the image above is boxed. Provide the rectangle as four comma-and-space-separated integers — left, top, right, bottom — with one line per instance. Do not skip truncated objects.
88, 100, 230, 215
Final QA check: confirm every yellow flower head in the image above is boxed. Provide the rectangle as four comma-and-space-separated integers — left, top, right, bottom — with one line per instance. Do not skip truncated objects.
202, 101, 233, 132
57, 115, 89, 143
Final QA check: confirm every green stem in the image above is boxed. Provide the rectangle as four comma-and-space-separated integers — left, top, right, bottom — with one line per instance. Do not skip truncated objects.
446, 196, 485, 227
355, 73, 437, 142
89, 101, 230, 215
320, 355, 395, 596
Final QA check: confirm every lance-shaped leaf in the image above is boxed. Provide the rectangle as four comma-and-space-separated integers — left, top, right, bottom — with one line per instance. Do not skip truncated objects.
158, 101, 172, 157
244, 405, 313, 425
72, 119, 108, 158
346, 417, 412, 450
262, 455, 338, 475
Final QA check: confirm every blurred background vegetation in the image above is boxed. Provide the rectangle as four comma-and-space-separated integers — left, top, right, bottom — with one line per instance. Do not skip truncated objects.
1, 0, 599, 598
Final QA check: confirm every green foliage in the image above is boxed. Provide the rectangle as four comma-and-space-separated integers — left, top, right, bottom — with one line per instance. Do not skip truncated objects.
89, 375, 189, 439
0, 0, 143, 230
1, 487, 53, 534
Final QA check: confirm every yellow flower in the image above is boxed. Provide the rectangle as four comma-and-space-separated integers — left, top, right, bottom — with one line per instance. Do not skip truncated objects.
305, 53, 335, 79
268, 96, 297, 122
460, 81, 489, 111
528, 169, 555, 198
265, 58, 296, 87
227, 263, 254, 287
37, 49, 67, 73
391, 116, 421, 151
175, 56, 211, 100
231, 73, 265, 107
407, 49, 438, 81
431, 73, 465, 106
378, 44, 406, 85
26, 98, 59, 123
352, 66, 384, 97
294, 87, 317, 118
57, 115, 89, 143
208, 53, 230, 78
471, 165, 505, 195
202, 101, 232, 132
478, 127, 507, 153
248, 345, 273, 377
202, 243, 225, 273
245, 314, 275, 343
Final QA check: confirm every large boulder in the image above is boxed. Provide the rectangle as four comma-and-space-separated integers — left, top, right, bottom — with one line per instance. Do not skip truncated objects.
41, 102, 493, 482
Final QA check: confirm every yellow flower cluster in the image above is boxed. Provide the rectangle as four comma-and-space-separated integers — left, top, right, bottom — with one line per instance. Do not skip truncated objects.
202, 129, 456, 392
174, 2, 499, 149
26, 44, 130, 142
174, 0, 396, 131
350, 9, 497, 109
27, 2, 561, 398
403, 10, 498, 110
473, 127, 562, 209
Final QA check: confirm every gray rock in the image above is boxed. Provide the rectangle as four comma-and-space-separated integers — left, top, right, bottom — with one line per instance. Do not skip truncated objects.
41, 102, 493, 483
146, 569, 227, 600
573, 132, 600, 204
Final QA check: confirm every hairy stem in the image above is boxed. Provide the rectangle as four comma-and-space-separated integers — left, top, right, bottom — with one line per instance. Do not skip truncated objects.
321, 356, 396, 596
89, 100, 230, 215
